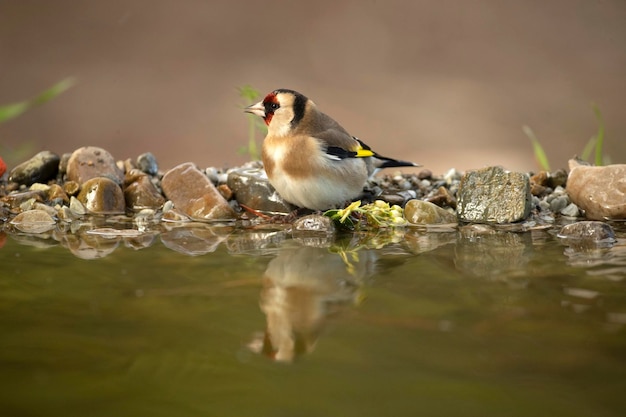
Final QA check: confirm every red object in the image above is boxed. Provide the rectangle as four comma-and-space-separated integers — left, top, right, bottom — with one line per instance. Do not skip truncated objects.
0, 156, 6, 177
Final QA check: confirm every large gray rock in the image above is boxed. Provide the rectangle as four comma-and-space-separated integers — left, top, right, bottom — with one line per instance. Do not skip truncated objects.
161, 162, 236, 221
566, 159, 626, 220
457, 166, 532, 224
9, 150, 60, 185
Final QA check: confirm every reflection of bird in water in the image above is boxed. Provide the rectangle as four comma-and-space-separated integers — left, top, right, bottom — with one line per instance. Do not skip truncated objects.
249, 244, 377, 362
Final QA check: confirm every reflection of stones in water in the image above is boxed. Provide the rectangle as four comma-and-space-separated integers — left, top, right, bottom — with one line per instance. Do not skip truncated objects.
57, 232, 121, 260
160, 224, 232, 256
455, 231, 532, 280
250, 244, 376, 362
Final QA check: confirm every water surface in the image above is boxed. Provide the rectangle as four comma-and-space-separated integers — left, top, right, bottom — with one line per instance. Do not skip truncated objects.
1, 222, 625, 416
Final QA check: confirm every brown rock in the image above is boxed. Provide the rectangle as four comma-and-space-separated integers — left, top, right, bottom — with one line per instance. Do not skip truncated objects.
76, 177, 126, 214
566, 160, 626, 220
66, 146, 124, 185
161, 162, 236, 221
404, 199, 457, 225
123, 169, 165, 210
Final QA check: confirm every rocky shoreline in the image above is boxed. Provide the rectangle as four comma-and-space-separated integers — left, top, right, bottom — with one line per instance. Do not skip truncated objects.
0, 146, 624, 250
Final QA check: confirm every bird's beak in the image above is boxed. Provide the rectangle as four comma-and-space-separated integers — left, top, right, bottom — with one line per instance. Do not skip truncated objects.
244, 101, 265, 117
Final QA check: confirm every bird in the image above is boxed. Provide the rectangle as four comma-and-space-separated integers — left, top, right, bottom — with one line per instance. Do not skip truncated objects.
244, 89, 419, 211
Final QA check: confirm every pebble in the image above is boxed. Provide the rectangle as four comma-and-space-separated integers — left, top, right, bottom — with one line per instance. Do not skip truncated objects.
161, 162, 236, 221
404, 199, 457, 225
76, 177, 126, 214
123, 169, 165, 211
293, 214, 335, 233
66, 146, 124, 185
136, 152, 159, 175
457, 166, 532, 224
227, 166, 293, 214
8, 150, 60, 186
10, 209, 56, 233
566, 159, 626, 220
557, 221, 616, 246
560, 203, 580, 218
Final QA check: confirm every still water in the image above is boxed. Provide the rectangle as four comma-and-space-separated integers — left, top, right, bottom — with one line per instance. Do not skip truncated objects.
1, 220, 625, 417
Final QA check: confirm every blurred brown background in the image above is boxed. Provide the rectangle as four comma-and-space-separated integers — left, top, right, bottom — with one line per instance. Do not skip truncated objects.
1, 0, 625, 174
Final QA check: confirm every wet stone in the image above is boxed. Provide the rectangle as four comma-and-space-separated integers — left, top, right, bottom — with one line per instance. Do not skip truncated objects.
457, 166, 532, 224
404, 199, 457, 225
123, 169, 165, 211
63, 180, 80, 196
69, 196, 86, 216
557, 221, 615, 242
9, 150, 60, 186
1, 189, 46, 209
566, 160, 626, 220
227, 166, 293, 214
10, 209, 56, 233
425, 186, 457, 209
293, 214, 335, 233
136, 152, 159, 175
161, 162, 236, 221
76, 177, 126, 214
46, 183, 69, 205
66, 146, 124, 185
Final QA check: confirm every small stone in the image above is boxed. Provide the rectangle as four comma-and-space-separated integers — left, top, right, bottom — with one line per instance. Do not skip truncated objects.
404, 199, 457, 225
69, 196, 86, 215
417, 169, 432, 180
1, 190, 45, 209
46, 184, 69, 205
557, 221, 616, 245
227, 166, 292, 214
123, 170, 165, 211
217, 184, 233, 200
549, 195, 570, 213
76, 177, 126, 214
8, 150, 60, 186
58, 153, 71, 177
10, 209, 56, 233
530, 171, 549, 187
161, 162, 236, 221
66, 146, 124, 185
293, 214, 335, 232
566, 160, 626, 220
136, 152, 159, 175
548, 169, 568, 188
457, 166, 532, 224
560, 203, 580, 218
63, 181, 80, 196
425, 186, 457, 209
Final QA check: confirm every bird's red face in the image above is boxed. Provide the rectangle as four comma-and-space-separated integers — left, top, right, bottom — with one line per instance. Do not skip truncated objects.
244, 92, 280, 126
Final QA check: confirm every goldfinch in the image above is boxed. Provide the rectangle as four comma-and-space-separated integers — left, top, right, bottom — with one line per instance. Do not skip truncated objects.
244, 89, 419, 211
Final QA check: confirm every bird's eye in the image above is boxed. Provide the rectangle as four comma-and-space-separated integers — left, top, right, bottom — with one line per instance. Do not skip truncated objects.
270, 103, 279, 110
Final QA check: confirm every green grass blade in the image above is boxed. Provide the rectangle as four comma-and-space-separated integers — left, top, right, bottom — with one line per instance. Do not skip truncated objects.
580, 136, 597, 162
0, 77, 75, 124
591, 103, 605, 166
523, 125, 551, 171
